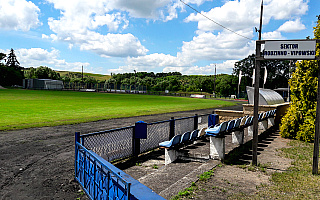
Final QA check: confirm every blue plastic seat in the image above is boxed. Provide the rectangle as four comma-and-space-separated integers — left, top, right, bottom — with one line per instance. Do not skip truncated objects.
258, 113, 264, 122
190, 129, 199, 141
159, 134, 182, 149
205, 121, 228, 137
180, 131, 191, 144
225, 120, 235, 134
243, 116, 253, 127
232, 118, 242, 131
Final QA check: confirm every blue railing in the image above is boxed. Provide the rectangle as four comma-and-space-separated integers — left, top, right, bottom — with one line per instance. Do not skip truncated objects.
75, 132, 165, 200
75, 113, 213, 199
75, 141, 131, 199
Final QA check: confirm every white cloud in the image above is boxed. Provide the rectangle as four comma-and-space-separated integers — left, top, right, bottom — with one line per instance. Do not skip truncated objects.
264, 0, 308, 20
0, 0, 41, 31
277, 18, 306, 33
262, 31, 284, 40
184, 0, 308, 33
181, 31, 255, 61
111, 0, 170, 19
13, 48, 90, 72
185, 0, 260, 32
46, 0, 148, 57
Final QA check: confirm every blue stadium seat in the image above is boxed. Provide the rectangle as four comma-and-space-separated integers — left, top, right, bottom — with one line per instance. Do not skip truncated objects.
159, 134, 182, 149
205, 121, 228, 137
190, 129, 199, 141
180, 131, 191, 144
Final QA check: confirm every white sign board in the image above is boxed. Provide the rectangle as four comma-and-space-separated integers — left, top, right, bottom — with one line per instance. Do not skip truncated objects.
264, 40, 316, 60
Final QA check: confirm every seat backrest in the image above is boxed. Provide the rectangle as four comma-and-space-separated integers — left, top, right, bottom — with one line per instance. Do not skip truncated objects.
240, 116, 247, 126
248, 116, 253, 125
234, 118, 241, 128
244, 117, 250, 126
227, 120, 235, 131
219, 121, 228, 132
258, 113, 263, 121
181, 132, 191, 143
190, 130, 198, 140
172, 134, 182, 146
198, 128, 206, 137
265, 111, 270, 118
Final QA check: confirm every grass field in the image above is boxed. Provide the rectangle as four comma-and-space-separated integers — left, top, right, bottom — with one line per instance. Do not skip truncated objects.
0, 89, 236, 131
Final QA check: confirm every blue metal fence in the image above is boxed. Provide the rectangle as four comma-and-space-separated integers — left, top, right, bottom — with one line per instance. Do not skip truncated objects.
75, 132, 165, 200
75, 141, 131, 199
75, 113, 213, 199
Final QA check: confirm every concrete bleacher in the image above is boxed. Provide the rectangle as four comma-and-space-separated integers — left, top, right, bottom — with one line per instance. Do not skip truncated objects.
114, 103, 288, 199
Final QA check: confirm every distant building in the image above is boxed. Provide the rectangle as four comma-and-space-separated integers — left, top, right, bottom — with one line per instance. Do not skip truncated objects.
23, 79, 64, 90
246, 86, 285, 105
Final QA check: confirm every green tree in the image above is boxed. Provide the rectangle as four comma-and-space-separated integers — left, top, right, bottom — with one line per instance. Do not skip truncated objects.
24, 66, 60, 80
280, 15, 320, 142
0, 49, 24, 86
233, 54, 292, 90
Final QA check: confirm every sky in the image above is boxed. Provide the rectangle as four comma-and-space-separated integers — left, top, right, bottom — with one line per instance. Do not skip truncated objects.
0, 0, 319, 75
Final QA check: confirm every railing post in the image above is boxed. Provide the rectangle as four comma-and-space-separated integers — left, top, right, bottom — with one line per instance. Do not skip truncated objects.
169, 117, 175, 140
194, 114, 198, 130
132, 126, 140, 158
75, 132, 80, 181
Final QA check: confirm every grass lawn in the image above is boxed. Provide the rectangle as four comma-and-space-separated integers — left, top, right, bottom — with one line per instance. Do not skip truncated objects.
0, 89, 236, 131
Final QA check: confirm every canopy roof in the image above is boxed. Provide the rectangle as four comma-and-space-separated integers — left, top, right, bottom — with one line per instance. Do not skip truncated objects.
246, 86, 285, 105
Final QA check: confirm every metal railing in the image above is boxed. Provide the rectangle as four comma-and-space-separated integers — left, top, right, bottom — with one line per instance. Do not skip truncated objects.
75, 113, 214, 199
75, 136, 131, 200
79, 114, 212, 163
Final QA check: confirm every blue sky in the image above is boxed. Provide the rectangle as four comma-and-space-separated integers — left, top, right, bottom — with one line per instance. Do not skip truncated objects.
0, 0, 318, 75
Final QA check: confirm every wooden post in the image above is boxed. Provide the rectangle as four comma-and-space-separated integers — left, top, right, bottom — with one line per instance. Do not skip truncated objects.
252, 0, 263, 166
253, 41, 261, 166
313, 60, 320, 174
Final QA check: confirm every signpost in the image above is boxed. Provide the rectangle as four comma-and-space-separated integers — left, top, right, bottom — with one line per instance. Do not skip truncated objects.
254, 39, 319, 174
264, 40, 316, 60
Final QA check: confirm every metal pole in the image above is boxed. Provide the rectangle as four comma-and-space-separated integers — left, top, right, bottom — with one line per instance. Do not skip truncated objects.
214, 64, 216, 97
312, 60, 320, 174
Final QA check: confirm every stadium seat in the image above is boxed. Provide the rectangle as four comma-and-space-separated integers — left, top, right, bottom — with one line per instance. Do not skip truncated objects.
190, 129, 199, 141
205, 121, 228, 137
159, 134, 182, 149
180, 131, 191, 144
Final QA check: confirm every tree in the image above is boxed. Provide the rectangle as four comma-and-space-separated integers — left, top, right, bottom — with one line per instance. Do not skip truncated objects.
24, 66, 60, 80
233, 54, 292, 90
6, 48, 20, 69
0, 49, 24, 86
279, 15, 320, 142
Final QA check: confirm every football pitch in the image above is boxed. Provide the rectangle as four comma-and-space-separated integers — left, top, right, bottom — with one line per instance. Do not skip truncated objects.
0, 89, 236, 131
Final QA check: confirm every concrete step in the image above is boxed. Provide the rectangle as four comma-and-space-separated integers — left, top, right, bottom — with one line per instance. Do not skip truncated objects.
138, 159, 219, 199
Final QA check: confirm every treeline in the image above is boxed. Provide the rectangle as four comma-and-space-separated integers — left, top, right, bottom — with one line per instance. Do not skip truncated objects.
1, 49, 239, 96
107, 72, 238, 96
24, 66, 102, 84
